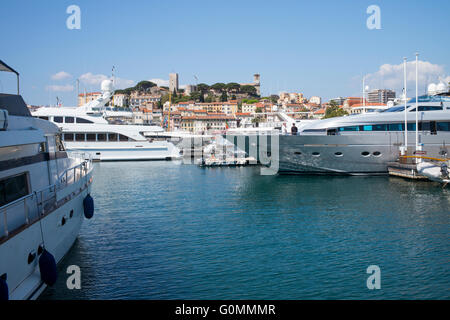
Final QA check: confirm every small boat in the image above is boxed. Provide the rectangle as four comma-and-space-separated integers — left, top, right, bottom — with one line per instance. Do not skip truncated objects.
416, 160, 450, 187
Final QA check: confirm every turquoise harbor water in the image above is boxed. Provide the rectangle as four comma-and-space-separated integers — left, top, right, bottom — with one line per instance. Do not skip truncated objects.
41, 161, 449, 300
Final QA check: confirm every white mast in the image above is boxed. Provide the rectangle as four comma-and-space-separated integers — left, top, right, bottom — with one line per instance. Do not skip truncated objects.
403, 57, 408, 154
415, 53, 421, 156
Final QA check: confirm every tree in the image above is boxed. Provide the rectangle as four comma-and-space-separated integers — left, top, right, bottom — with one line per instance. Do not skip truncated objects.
323, 101, 348, 119
197, 83, 210, 92
269, 95, 279, 104
135, 80, 157, 92
255, 107, 263, 113
220, 91, 228, 102
211, 83, 226, 92
225, 82, 240, 92
240, 85, 257, 96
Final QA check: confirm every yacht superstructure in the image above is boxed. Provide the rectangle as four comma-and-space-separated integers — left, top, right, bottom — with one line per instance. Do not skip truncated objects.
278, 93, 450, 174
32, 80, 181, 161
0, 60, 94, 299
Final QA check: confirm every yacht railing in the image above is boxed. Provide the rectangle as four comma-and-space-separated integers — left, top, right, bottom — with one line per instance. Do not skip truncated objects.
0, 155, 93, 242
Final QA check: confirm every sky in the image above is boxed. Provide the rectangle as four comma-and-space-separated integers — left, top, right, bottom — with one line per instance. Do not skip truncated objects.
0, 0, 449, 106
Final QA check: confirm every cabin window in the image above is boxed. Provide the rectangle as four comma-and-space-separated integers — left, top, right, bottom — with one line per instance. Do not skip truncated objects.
361, 151, 370, 157
430, 121, 437, 135
76, 117, 93, 124
312, 152, 320, 157
334, 152, 343, 156
39, 116, 49, 120
419, 122, 430, 131
372, 124, 387, 131
388, 123, 403, 131
409, 106, 443, 112
86, 134, 96, 141
97, 133, 106, 142
339, 126, 359, 131
0, 173, 29, 207
63, 133, 74, 141
437, 122, 450, 131
54, 117, 63, 123
119, 134, 129, 141
75, 133, 85, 141
373, 151, 382, 157
108, 133, 118, 141
65, 117, 74, 123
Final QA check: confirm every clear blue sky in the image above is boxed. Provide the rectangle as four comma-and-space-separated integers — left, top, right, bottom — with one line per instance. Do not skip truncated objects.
0, 0, 449, 106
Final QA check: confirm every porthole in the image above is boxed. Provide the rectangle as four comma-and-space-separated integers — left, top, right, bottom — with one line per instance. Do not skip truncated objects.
312, 152, 320, 157
361, 151, 370, 157
373, 151, 381, 157
334, 152, 343, 157
294, 151, 302, 155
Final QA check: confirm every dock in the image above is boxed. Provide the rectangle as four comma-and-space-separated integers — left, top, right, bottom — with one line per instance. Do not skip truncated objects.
387, 161, 428, 180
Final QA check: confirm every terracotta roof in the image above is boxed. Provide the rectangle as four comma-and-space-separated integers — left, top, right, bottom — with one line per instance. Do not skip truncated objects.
314, 109, 325, 114
351, 103, 387, 108
235, 112, 252, 116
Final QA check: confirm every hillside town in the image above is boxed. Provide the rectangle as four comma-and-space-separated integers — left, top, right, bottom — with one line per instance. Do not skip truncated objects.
69, 73, 401, 134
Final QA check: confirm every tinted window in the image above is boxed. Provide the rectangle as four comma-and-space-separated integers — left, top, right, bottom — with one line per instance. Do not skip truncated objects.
54, 116, 63, 123
339, 126, 359, 131
97, 133, 106, 141
372, 124, 387, 131
65, 117, 74, 123
76, 117, 93, 123
86, 134, 96, 141
108, 133, 118, 141
388, 123, 403, 131
409, 106, 443, 112
0, 173, 29, 207
407, 123, 416, 131
39, 116, 49, 120
119, 134, 129, 141
75, 133, 85, 141
63, 133, 74, 141
437, 122, 450, 131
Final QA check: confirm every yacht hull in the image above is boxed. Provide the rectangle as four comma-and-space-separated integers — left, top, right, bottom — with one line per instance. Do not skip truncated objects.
278, 132, 449, 175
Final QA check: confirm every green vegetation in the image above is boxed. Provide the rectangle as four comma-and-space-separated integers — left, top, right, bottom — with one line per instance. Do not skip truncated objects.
323, 101, 348, 119
242, 99, 259, 104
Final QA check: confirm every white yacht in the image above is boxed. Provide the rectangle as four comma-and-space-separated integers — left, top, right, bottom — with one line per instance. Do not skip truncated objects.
277, 91, 450, 175
32, 80, 181, 161
0, 60, 94, 300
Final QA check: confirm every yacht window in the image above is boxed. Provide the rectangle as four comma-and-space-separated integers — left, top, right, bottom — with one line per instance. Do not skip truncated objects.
372, 124, 387, 131
419, 122, 430, 131
382, 106, 405, 113
87, 134, 96, 141
75, 133, 85, 141
407, 123, 416, 131
437, 122, 450, 131
303, 129, 326, 133
388, 123, 403, 131
294, 151, 302, 155
63, 133, 74, 141
361, 151, 370, 157
97, 133, 106, 142
361, 125, 373, 131
76, 117, 93, 124
430, 121, 437, 135
339, 126, 359, 132
0, 173, 29, 207
39, 116, 49, 120
108, 133, 118, 141
119, 134, 129, 141
334, 152, 343, 157
312, 152, 320, 156
409, 106, 443, 112
373, 151, 381, 157
54, 116, 63, 123
65, 117, 75, 123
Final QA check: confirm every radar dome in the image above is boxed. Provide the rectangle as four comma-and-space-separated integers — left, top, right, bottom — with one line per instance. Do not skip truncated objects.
427, 83, 437, 95
101, 79, 114, 92
436, 82, 447, 93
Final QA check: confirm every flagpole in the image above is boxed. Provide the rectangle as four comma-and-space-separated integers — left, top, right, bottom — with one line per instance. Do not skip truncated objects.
415, 53, 421, 159
403, 57, 408, 155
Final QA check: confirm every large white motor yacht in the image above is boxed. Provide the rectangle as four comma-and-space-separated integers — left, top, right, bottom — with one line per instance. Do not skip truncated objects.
278, 91, 450, 174
0, 60, 94, 300
32, 80, 181, 161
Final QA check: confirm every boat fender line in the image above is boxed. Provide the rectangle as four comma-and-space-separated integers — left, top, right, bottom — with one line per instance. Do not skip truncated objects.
39, 249, 57, 286
0, 274, 8, 300
83, 194, 94, 219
